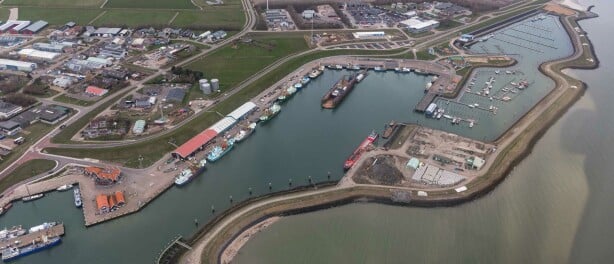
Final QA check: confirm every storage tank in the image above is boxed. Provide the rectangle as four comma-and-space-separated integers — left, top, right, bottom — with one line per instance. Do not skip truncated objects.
211, 78, 220, 92
199, 79, 212, 94
201, 83, 212, 94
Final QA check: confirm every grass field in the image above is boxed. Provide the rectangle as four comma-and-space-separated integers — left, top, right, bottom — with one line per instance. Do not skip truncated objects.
45, 48, 406, 167
171, 9, 245, 30
0, 8, 9, 21
17, 7, 103, 25
1, 0, 103, 8
186, 34, 309, 94
0, 159, 56, 193
53, 94, 96, 106
104, 0, 196, 9
93, 10, 176, 27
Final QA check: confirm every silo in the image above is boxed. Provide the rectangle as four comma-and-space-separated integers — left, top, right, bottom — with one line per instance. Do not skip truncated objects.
211, 79, 220, 92
199, 79, 212, 94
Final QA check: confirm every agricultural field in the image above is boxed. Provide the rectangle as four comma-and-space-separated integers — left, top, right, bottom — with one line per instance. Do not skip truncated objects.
104, 0, 196, 10
1, 0, 103, 8
93, 10, 176, 27
171, 8, 245, 30
187, 34, 309, 93
0, 8, 8, 21
17, 7, 103, 25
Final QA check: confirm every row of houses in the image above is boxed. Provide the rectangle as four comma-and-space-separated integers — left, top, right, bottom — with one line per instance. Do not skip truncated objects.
96, 191, 126, 214
0, 20, 48, 34
84, 166, 122, 185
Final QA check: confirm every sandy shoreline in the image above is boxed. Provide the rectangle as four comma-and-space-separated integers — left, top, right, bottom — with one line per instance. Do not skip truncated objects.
220, 216, 280, 263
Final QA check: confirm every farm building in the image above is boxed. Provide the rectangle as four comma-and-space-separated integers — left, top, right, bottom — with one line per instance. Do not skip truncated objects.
85, 86, 109, 96
352, 31, 386, 39
165, 88, 186, 102
21, 20, 48, 34
132, 120, 146, 134
0, 58, 37, 72
0, 20, 30, 33
400, 18, 439, 33
91, 27, 122, 37
18, 48, 61, 61
33, 42, 66, 53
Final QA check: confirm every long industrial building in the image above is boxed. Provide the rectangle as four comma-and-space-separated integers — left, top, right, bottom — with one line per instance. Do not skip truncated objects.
18, 48, 61, 61
0, 58, 37, 72
172, 102, 257, 159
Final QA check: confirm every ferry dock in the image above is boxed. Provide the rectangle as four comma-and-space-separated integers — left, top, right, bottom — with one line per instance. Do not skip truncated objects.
0, 223, 65, 249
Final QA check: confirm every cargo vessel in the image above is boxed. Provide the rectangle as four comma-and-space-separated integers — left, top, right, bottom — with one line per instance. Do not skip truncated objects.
1, 235, 62, 262
73, 187, 82, 208
207, 139, 235, 162
233, 122, 257, 143
321, 71, 363, 109
259, 104, 281, 123
22, 194, 44, 202
174, 168, 195, 186
343, 131, 379, 171
382, 121, 397, 139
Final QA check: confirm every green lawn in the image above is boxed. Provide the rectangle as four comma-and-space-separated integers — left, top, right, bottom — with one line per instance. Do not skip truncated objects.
104, 0, 196, 9
186, 34, 309, 94
416, 50, 437, 60
0, 159, 56, 193
0, 8, 9, 21
437, 19, 463, 31
45, 48, 407, 167
17, 7, 103, 25
53, 94, 96, 106
93, 9, 176, 27
1, 0, 103, 8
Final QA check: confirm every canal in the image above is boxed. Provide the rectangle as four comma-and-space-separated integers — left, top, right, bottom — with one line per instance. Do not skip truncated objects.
234, 1, 614, 263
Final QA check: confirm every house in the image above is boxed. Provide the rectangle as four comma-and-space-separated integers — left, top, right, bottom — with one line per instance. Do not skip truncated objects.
85, 86, 109, 96
96, 194, 109, 214
302, 10, 316, 19
0, 102, 23, 119
85, 166, 121, 185
211, 30, 227, 40
165, 88, 185, 102
102, 69, 129, 80
0, 120, 21, 136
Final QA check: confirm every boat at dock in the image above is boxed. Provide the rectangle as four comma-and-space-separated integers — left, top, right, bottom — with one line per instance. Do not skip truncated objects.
373, 66, 385, 72
321, 71, 363, 109
259, 103, 281, 123
0, 226, 26, 241
294, 83, 303, 89
356, 72, 366, 82
73, 187, 82, 208
174, 168, 195, 186
343, 131, 379, 171
301, 76, 311, 85
28, 222, 57, 234
0, 203, 12, 216
56, 184, 73, 192
234, 123, 256, 143
318, 65, 325, 71
382, 121, 397, 139
22, 194, 44, 202
1, 235, 62, 262
401, 67, 412, 73
308, 69, 322, 79
349, 65, 361, 70
425, 81, 433, 92
207, 139, 236, 162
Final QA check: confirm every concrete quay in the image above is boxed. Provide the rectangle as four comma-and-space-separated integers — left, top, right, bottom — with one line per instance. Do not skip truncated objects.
0, 224, 65, 249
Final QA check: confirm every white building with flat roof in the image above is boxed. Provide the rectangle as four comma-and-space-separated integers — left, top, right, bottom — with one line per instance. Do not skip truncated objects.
0, 58, 37, 72
400, 18, 439, 33
352, 31, 386, 39
18, 48, 60, 61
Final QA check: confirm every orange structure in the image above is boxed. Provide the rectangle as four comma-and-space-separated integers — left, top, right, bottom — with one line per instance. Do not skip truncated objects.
96, 194, 109, 214
84, 166, 121, 185
114, 191, 125, 206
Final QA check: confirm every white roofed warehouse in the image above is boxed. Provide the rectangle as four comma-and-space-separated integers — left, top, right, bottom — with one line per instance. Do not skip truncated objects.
18, 48, 61, 61
0, 59, 37, 72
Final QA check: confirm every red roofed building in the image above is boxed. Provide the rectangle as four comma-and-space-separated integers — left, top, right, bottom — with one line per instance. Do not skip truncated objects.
85, 86, 109, 96
172, 129, 218, 159
96, 194, 109, 214
85, 166, 121, 185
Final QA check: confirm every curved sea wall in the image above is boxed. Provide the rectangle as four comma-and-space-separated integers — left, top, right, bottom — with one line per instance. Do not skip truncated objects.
165, 10, 600, 264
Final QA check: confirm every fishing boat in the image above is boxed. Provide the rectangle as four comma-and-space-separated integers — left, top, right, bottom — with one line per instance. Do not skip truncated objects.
174, 168, 195, 186
334, 64, 343, 70
0, 225, 26, 241
28, 222, 57, 234
308, 69, 322, 79
373, 66, 384, 72
276, 94, 288, 103
318, 65, 325, 71
401, 67, 412, 73
343, 131, 379, 171
56, 184, 73, 192
0, 203, 12, 216
425, 81, 433, 92
294, 82, 303, 89
207, 139, 236, 162
259, 104, 281, 123
321, 71, 363, 109
73, 187, 82, 208
469, 121, 474, 128
443, 114, 452, 119
300, 76, 311, 85
1, 235, 62, 262
286, 86, 297, 96
349, 65, 361, 70
356, 72, 366, 82
394, 67, 401, 72
22, 194, 44, 202
233, 123, 257, 143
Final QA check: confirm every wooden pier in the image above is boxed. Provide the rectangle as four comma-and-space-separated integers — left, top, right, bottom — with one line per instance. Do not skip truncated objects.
0, 223, 65, 249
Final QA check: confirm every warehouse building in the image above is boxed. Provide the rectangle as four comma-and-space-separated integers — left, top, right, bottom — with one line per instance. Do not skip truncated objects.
400, 17, 439, 33
0, 20, 30, 34
18, 48, 61, 61
0, 102, 23, 119
36, 105, 70, 124
132, 120, 146, 134
165, 88, 186, 103
33, 42, 67, 53
0, 58, 37, 72
0, 120, 21, 136
352, 31, 386, 39
91, 27, 122, 37
21, 20, 48, 34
